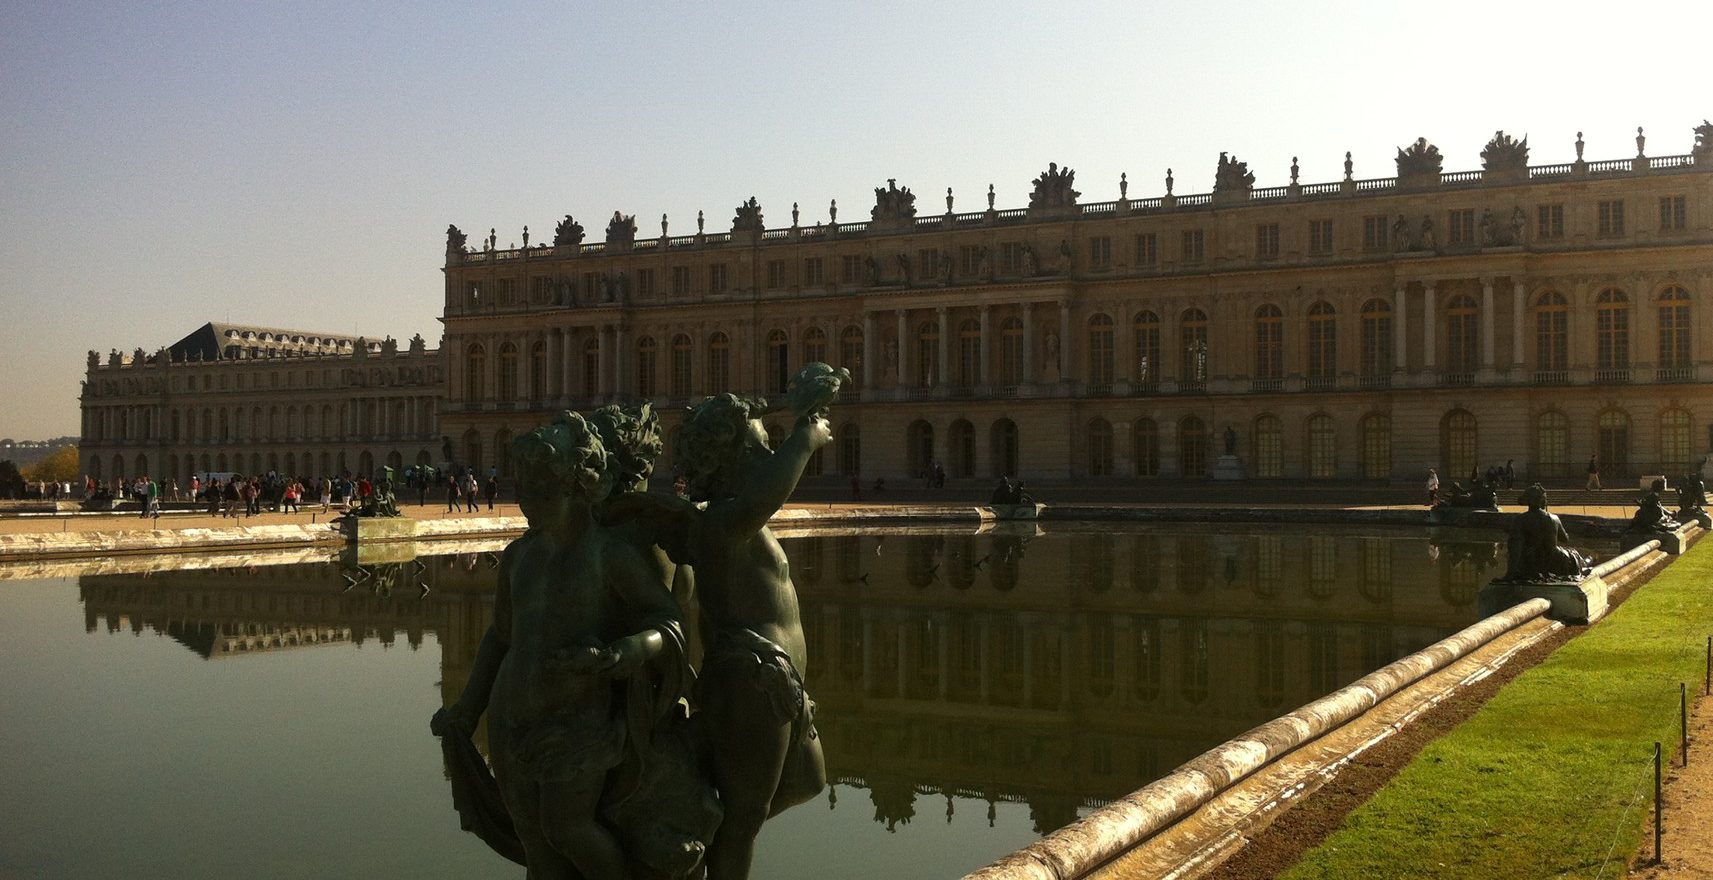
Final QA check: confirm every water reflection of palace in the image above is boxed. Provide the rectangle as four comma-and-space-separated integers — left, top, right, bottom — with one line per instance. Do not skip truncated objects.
74, 527, 1511, 837
782, 527, 1503, 832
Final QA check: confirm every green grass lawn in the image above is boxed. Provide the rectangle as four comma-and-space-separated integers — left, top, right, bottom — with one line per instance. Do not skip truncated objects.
1282, 540, 1713, 880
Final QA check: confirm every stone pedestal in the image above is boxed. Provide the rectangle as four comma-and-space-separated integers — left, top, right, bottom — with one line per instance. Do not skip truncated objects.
1620, 527, 1686, 555
1211, 455, 1246, 481
1479, 575, 1609, 625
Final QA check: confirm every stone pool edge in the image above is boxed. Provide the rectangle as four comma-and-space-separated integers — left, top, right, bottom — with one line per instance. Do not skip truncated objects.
959, 528, 1690, 880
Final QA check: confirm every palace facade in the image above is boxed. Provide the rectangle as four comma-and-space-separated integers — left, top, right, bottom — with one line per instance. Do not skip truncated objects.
439, 123, 1713, 485
79, 323, 444, 483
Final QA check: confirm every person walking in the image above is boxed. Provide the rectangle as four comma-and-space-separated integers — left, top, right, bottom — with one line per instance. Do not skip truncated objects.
1586, 455, 1602, 491
445, 472, 460, 513
462, 471, 479, 513
1426, 467, 1440, 506
1503, 459, 1516, 490
483, 473, 498, 511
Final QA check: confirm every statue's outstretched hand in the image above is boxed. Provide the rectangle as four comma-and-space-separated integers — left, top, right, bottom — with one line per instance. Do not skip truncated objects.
431, 703, 478, 738
785, 364, 849, 416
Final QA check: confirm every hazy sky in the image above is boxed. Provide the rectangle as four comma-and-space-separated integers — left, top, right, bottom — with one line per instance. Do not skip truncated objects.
2, 0, 1708, 440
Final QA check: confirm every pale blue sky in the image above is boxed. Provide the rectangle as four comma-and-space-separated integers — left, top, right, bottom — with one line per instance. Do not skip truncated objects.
2, 0, 1708, 439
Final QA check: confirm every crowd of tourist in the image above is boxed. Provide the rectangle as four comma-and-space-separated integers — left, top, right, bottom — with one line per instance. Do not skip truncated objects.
76, 465, 506, 518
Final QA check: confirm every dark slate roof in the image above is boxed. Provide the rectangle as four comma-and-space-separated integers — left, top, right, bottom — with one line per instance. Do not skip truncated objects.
167, 322, 378, 360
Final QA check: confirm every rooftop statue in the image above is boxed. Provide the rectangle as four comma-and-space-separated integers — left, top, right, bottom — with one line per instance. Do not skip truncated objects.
1028, 163, 1080, 210
1213, 152, 1256, 194
445, 224, 467, 254
731, 197, 764, 233
431, 411, 718, 878
553, 214, 586, 248
1628, 478, 1676, 534
1694, 120, 1713, 161
1500, 484, 1591, 582
605, 211, 637, 248
870, 179, 917, 225
1396, 137, 1444, 178
1480, 130, 1530, 172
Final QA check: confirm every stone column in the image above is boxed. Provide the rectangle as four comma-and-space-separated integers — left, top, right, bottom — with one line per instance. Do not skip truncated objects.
1512, 280, 1527, 372
862, 312, 876, 389
1480, 278, 1496, 378
544, 329, 559, 401
936, 307, 950, 389
1059, 302, 1074, 382
978, 305, 993, 387
484, 334, 500, 402
1021, 303, 1035, 384
597, 325, 611, 395
614, 324, 630, 396
1422, 283, 1437, 371
1393, 287, 1408, 375
896, 310, 910, 388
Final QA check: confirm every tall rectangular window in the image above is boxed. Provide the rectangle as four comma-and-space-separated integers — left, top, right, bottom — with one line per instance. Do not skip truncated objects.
1309, 220, 1334, 254
1362, 215, 1388, 252
635, 268, 655, 298
1088, 236, 1112, 269
671, 266, 691, 296
999, 242, 1025, 273
708, 263, 728, 294
1134, 232, 1158, 266
1660, 195, 1687, 231
1447, 209, 1475, 245
956, 245, 981, 276
1181, 229, 1204, 264
1597, 200, 1625, 238
802, 257, 824, 286
1254, 224, 1279, 259
917, 248, 940, 278
1537, 204, 1565, 239
765, 259, 787, 289
582, 272, 602, 300
841, 255, 865, 283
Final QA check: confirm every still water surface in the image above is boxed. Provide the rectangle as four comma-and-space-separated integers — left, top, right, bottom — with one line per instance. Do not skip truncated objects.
0, 523, 1562, 879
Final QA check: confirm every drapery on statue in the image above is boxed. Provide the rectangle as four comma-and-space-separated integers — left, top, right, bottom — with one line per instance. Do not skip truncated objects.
1628, 478, 1676, 534
431, 410, 717, 878
1501, 484, 1591, 582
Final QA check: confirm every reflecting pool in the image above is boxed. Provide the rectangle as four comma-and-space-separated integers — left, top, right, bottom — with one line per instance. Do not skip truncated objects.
0, 524, 1600, 879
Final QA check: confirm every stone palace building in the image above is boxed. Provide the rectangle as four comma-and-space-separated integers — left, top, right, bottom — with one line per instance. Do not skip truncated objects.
438, 123, 1713, 484
79, 323, 443, 484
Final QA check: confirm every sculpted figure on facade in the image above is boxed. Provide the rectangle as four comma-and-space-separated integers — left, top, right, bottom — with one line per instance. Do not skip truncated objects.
976, 245, 995, 282
1480, 130, 1530, 174
1418, 214, 1437, 250
881, 337, 899, 380
1056, 239, 1074, 274
1213, 152, 1256, 195
1028, 163, 1080, 210
1396, 137, 1443, 184
1019, 245, 1038, 278
870, 179, 917, 227
1510, 205, 1527, 245
895, 252, 912, 287
1043, 332, 1061, 381
446, 224, 468, 256
605, 212, 637, 248
554, 215, 586, 248
731, 198, 764, 234
863, 255, 881, 287
937, 255, 953, 287
1479, 207, 1498, 247
1392, 214, 1414, 252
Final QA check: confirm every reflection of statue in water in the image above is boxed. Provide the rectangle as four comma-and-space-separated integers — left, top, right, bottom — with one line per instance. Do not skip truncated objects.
1501, 484, 1591, 582
612, 363, 846, 879
1628, 478, 1675, 534
431, 412, 715, 878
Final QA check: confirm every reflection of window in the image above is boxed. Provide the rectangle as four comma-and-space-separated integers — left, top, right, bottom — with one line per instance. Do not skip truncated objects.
1309, 537, 1337, 599
1255, 536, 1283, 596
1180, 620, 1210, 704
1088, 618, 1115, 698
1130, 535, 1159, 591
1255, 621, 1285, 707
1308, 623, 1339, 693
1132, 616, 1161, 701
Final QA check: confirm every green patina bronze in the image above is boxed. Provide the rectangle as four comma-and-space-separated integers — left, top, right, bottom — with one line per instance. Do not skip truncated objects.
432, 363, 848, 880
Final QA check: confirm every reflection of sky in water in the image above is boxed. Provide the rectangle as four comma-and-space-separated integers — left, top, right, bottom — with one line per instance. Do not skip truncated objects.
0, 525, 1614, 878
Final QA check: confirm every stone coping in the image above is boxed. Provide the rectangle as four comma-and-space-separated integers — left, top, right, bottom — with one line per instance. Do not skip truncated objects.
963, 527, 1692, 880
0, 502, 1628, 564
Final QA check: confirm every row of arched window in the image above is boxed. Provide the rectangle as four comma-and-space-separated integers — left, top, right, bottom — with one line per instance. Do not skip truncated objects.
87, 448, 431, 481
